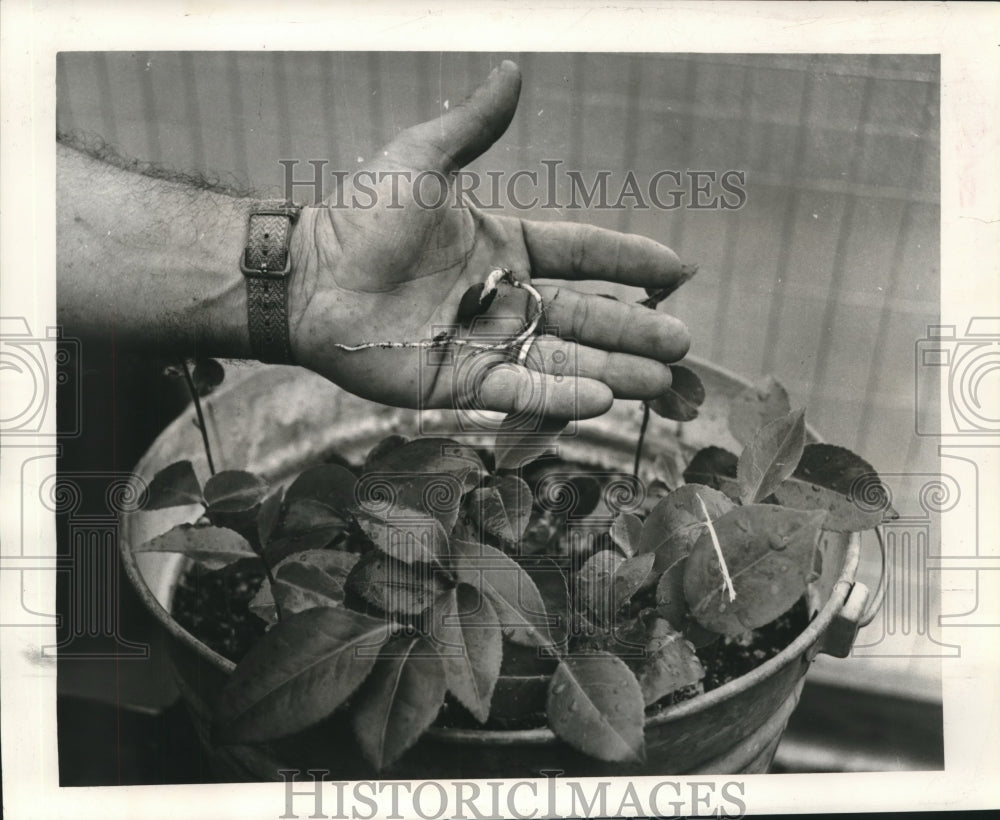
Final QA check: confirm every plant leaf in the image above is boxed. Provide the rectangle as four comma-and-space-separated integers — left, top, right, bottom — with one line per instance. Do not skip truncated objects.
204, 470, 269, 513
576, 550, 654, 626
345, 550, 444, 616
546, 652, 646, 763
257, 488, 284, 548
134, 523, 257, 570
286, 464, 358, 512
773, 443, 896, 532
493, 417, 568, 471
362, 434, 409, 473
682, 447, 741, 500
655, 564, 687, 630
269, 549, 358, 616
144, 460, 203, 510
728, 376, 791, 446
614, 553, 656, 607
451, 539, 552, 648
265, 499, 348, 565
521, 557, 571, 648
469, 475, 533, 544
637, 484, 735, 574
363, 437, 484, 492
683, 504, 825, 636
610, 512, 643, 557
430, 584, 501, 723
355, 510, 449, 564
575, 549, 623, 625
191, 358, 225, 397
350, 636, 446, 772
614, 612, 704, 705
214, 606, 392, 743
647, 365, 705, 422
736, 409, 806, 504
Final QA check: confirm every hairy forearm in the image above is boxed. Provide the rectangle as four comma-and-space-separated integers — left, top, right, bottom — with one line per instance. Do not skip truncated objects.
57, 141, 254, 359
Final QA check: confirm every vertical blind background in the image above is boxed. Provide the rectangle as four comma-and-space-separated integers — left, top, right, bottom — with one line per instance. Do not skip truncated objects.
56, 51, 939, 488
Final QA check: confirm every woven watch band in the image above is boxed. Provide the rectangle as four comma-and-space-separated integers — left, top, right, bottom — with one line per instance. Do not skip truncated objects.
241, 203, 301, 364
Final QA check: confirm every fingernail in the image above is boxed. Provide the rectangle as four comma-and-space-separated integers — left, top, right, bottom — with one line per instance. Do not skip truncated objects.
488, 66, 499, 79
679, 262, 699, 281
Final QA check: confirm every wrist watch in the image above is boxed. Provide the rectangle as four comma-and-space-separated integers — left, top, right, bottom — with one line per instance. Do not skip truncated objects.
240, 201, 302, 364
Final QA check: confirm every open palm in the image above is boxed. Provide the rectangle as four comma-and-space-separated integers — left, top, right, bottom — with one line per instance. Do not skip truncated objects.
288, 61, 690, 419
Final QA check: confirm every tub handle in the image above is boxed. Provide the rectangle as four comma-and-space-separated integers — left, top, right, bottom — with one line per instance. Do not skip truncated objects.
819, 581, 870, 658
858, 526, 888, 628
818, 527, 888, 657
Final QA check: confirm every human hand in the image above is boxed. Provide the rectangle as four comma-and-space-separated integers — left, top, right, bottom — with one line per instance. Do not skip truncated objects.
287, 60, 691, 419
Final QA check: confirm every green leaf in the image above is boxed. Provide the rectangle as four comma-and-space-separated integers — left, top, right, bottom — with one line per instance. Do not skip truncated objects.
647, 365, 705, 422
345, 550, 445, 616
654, 564, 687, 630
493, 417, 568, 471
350, 636, 446, 771
773, 443, 896, 532
363, 437, 484, 492
355, 510, 449, 564
736, 409, 806, 504
682, 447, 741, 500
614, 612, 704, 705
362, 435, 409, 474
257, 488, 284, 548
266, 550, 358, 619
214, 606, 393, 742
521, 557, 571, 648
469, 475, 533, 544
546, 652, 646, 763
430, 584, 501, 723
610, 512, 643, 557
451, 539, 552, 648
637, 484, 735, 574
265, 499, 348, 565
134, 523, 256, 570
204, 470, 269, 513
683, 505, 825, 636
575, 549, 622, 625
191, 358, 225, 397
250, 550, 357, 626
286, 464, 358, 512
728, 376, 791, 447
144, 461, 203, 510
576, 550, 654, 626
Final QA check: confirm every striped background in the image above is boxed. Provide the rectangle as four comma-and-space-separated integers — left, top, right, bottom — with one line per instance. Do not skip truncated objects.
57, 51, 939, 481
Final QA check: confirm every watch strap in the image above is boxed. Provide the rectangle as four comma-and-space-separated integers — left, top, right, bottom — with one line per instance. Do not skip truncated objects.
241, 203, 301, 364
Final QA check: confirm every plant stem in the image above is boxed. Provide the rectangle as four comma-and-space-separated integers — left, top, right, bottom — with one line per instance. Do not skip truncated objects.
632, 402, 651, 478
181, 359, 217, 476
262, 558, 284, 624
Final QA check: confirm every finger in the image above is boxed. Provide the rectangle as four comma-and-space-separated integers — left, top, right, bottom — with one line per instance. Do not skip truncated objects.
536, 286, 691, 363
382, 60, 522, 175
473, 361, 613, 419
525, 336, 673, 400
518, 218, 694, 290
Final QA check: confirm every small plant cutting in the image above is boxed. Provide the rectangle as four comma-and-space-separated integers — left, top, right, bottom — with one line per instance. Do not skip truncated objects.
136, 279, 893, 773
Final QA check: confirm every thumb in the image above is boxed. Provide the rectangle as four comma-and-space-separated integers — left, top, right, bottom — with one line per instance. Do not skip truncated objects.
382, 60, 522, 174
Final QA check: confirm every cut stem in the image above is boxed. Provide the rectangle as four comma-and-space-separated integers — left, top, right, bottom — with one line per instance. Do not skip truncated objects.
696, 492, 735, 602
633, 402, 651, 478
181, 360, 217, 476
